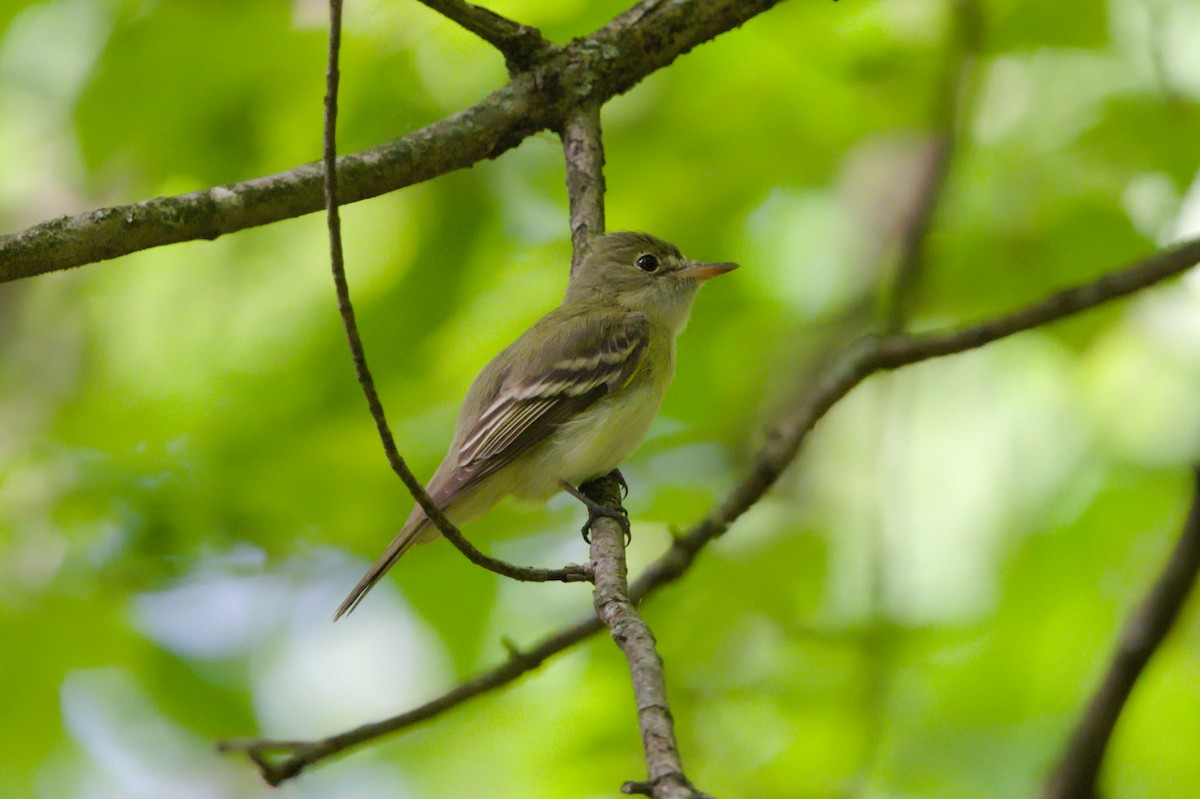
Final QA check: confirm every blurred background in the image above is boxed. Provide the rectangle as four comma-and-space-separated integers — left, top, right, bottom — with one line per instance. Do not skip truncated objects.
2, 0, 1200, 797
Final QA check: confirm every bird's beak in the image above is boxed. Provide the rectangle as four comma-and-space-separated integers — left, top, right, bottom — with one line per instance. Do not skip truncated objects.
679, 261, 739, 282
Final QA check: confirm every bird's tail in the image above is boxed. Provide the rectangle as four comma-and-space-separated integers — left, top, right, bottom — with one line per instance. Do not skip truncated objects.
333, 515, 431, 621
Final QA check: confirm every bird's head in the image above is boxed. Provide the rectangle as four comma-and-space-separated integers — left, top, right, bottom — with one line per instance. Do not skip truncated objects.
565, 231, 738, 333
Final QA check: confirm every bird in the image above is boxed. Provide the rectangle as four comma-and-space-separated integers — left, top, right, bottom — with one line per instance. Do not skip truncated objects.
335, 231, 738, 619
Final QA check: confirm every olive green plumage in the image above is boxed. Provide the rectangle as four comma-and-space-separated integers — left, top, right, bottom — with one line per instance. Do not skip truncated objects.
335, 231, 737, 619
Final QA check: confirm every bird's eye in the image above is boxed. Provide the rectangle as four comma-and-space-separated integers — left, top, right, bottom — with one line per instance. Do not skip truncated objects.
636, 254, 660, 273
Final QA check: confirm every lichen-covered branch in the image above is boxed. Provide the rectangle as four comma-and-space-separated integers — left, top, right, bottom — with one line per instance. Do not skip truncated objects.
561, 104, 606, 273
0, 0, 783, 284
0, 96, 532, 283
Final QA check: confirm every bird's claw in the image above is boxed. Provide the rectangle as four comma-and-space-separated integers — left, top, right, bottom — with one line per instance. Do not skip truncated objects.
580, 503, 631, 545
611, 468, 629, 500
559, 478, 632, 545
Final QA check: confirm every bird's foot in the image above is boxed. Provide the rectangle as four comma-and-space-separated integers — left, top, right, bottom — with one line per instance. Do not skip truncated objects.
560, 477, 631, 544
580, 502, 630, 545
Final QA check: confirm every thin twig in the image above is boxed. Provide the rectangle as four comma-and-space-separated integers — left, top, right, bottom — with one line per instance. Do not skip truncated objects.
416, 0, 552, 73
442, 543, 593, 582
561, 103, 606, 274
585, 474, 706, 799
0, 0, 785, 284
321, 0, 586, 586
220, 235, 1200, 785
1043, 467, 1200, 799
881, 0, 982, 334
217, 615, 603, 785
623, 779, 716, 799
875, 235, 1200, 367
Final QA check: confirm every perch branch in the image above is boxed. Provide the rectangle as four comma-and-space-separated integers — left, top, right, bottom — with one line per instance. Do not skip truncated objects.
559, 100, 703, 795
321, 0, 588, 589
220, 233, 1200, 784
1043, 466, 1200, 799
416, 0, 552, 72
561, 103, 607, 273
584, 474, 706, 799
0, 0, 785, 284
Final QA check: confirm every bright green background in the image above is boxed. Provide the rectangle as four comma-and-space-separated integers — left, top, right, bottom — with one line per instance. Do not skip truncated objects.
3, 0, 1200, 797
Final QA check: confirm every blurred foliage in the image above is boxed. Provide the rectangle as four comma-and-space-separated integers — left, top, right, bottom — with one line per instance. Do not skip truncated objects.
2, 0, 1200, 797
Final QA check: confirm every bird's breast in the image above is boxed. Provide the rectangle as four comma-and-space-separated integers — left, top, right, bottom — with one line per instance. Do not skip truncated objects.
510, 334, 674, 500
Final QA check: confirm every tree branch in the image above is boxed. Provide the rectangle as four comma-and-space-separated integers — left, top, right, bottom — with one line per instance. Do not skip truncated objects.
1043, 466, 1200, 799
561, 103, 606, 273
0, 0, 783, 284
416, 0, 552, 73
216, 614, 604, 785
219, 233, 1200, 785
875, 235, 1200, 368
584, 473, 708, 799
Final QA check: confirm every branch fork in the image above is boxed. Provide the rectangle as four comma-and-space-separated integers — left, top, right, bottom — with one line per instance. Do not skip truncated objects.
416, 0, 554, 74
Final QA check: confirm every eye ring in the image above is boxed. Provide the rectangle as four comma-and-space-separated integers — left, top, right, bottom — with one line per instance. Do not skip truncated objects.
636, 254, 660, 273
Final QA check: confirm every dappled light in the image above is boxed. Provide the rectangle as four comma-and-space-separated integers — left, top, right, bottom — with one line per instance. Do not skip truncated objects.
2, 0, 1200, 796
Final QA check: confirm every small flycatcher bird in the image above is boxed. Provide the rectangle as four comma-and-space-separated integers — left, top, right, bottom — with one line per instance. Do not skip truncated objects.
335, 231, 737, 619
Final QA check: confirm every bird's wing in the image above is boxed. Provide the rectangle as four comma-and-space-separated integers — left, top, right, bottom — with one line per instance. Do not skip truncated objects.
449, 310, 650, 494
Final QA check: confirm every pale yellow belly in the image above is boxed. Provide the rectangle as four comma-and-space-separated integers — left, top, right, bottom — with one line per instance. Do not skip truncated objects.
507, 377, 667, 501
418, 328, 675, 530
